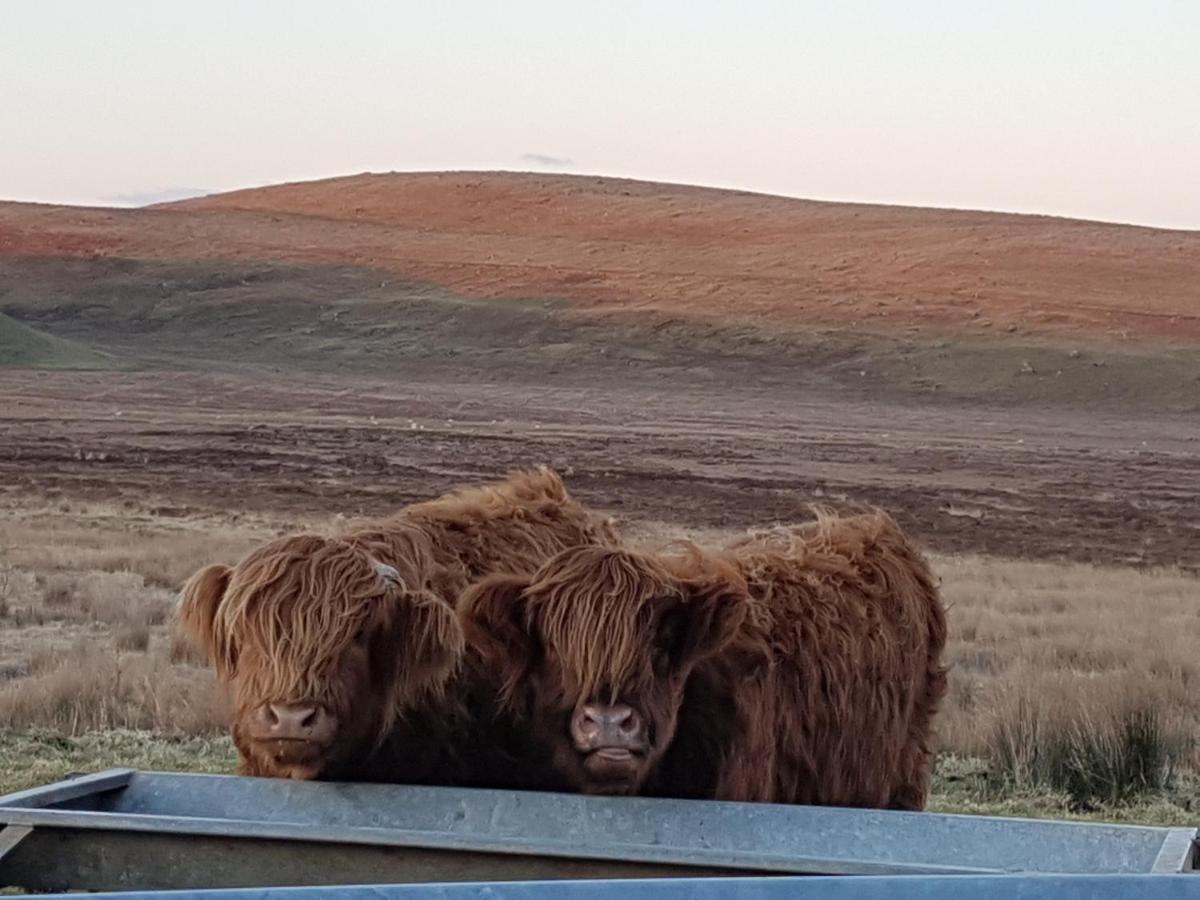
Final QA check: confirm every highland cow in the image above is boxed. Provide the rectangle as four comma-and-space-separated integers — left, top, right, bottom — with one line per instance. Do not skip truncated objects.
179, 467, 618, 782
461, 510, 947, 808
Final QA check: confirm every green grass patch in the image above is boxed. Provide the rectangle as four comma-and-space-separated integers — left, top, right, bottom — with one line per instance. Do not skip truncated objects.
0, 729, 236, 795
931, 754, 1197, 826
0, 311, 122, 369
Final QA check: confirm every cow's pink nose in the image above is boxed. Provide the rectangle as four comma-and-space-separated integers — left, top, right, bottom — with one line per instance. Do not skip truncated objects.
253, 702, 337, 743
571, 703, 645, 751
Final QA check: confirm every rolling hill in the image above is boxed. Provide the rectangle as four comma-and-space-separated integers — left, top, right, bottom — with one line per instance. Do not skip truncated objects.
1, 172, 1197, 410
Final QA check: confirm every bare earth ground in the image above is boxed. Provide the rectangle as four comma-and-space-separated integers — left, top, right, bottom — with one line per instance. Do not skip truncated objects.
0, 370, 1195, 569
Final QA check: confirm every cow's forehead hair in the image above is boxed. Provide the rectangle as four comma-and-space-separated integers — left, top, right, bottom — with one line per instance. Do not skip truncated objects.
213, 534, 389, 674
524, 545, 682, 697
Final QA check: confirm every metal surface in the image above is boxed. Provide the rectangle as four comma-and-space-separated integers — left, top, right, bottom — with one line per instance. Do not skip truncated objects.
0, 827, 730, 893
9, 874, 1200, 900
0, 824, 32, 862
1158, 829, 1200, 873
0, 768, 1196, 892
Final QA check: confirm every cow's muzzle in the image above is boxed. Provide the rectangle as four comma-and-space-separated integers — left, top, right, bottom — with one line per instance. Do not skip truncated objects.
247, 701, 339, 749
571, 702, 647, 762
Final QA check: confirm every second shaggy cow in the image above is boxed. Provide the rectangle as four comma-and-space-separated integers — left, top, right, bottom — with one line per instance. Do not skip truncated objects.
461, 510, 947, 808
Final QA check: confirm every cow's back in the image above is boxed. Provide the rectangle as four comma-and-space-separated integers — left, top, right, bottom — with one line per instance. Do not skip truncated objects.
665, 510, 947, 808
404, 467, 620, 583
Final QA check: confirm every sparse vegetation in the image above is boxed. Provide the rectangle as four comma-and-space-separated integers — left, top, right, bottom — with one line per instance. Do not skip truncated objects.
929, 754, 1197, 826
0, 729, 237, 796
0, 497, 1196, 823
0, 502, 269, 736
986, 701, 1186, 808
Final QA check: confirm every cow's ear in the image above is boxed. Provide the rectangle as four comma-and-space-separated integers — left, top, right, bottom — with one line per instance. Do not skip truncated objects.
655, 574, 747, 671
179, 564, 233, 671
384, 589, 464, 689
459, 574, 536, 700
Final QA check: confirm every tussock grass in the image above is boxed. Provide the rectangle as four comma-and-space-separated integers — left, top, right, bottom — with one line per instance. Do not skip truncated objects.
986, 699, 1188, 809
0, 506, 281, 593
0, 641, 227, 734
0, 501, 265, 740
935, 554, 1198, 770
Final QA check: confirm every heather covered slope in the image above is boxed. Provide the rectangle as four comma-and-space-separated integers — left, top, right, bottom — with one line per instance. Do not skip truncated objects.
1, 172, 1197, 410
165, 171, 1200, 343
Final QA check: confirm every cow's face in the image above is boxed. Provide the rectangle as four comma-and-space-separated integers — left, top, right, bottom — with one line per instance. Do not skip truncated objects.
179, 534, 462, 779
462, 546, 746, 795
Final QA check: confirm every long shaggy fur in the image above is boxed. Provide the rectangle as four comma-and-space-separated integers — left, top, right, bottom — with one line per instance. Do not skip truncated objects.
466, 507, 947, 808
180, 466, 619, 781
672, 509, 950, 808
479, 545, 744, 704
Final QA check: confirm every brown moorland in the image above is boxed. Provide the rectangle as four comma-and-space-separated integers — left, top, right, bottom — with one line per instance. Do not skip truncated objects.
0, 172, 1196, 343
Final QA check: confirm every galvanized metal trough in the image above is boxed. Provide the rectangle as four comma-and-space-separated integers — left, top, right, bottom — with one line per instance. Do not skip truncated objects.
8, 874, 1200, 900
0, 768, 1196, 895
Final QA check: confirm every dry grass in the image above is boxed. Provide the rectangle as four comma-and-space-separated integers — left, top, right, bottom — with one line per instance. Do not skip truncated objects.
930, 553, 1198, 813
0, 497, 291, 591
0, 499, 1196, 822
0, 498, 280, 736
936, 555, 1197, 745
0, 641, 228, 734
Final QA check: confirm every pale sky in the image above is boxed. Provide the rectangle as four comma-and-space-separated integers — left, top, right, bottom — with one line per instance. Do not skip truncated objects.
3, 1, 1198, 228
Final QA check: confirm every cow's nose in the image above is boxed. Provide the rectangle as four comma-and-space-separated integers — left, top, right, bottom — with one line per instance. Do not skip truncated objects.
571, 703, 645, 750
256, 702, 337, 743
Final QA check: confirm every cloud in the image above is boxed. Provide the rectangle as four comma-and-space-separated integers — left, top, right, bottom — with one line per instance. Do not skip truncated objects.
520, 153, 575, 168
102, 187, 212, 207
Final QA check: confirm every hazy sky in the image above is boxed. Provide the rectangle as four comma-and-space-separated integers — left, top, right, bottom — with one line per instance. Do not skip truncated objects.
3, 1, 1197, 228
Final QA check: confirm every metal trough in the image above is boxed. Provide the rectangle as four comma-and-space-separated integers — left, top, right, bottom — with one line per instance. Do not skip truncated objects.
9, 875, 1200, 900
0, 768, 1196, 894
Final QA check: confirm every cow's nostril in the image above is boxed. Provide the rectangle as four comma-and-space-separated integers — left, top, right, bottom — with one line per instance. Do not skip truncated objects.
573, 703, 644, 750
252, 702, 336, 744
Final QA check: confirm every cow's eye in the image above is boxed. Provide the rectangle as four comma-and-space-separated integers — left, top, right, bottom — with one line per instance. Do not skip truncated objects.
651, 645, 671, 673
653, 605, 691, 670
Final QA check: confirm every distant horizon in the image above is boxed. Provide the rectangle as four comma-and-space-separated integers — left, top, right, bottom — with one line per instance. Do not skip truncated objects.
4, 2, 1197, 230
4, 167, 1196, 232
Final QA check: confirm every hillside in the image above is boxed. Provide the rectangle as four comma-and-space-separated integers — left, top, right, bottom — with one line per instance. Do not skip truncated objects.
164, 172, 1200, 343
1, 172, 1198, 410
0, 311, 119, 370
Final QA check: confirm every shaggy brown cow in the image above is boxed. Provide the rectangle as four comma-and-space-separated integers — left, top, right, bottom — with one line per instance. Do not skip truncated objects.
179, 467, 618, 781
461, 510, 947, 808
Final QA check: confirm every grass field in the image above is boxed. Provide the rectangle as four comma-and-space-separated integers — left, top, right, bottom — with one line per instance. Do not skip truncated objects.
0, 495, 1195, 823
0, 311, 120, 370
